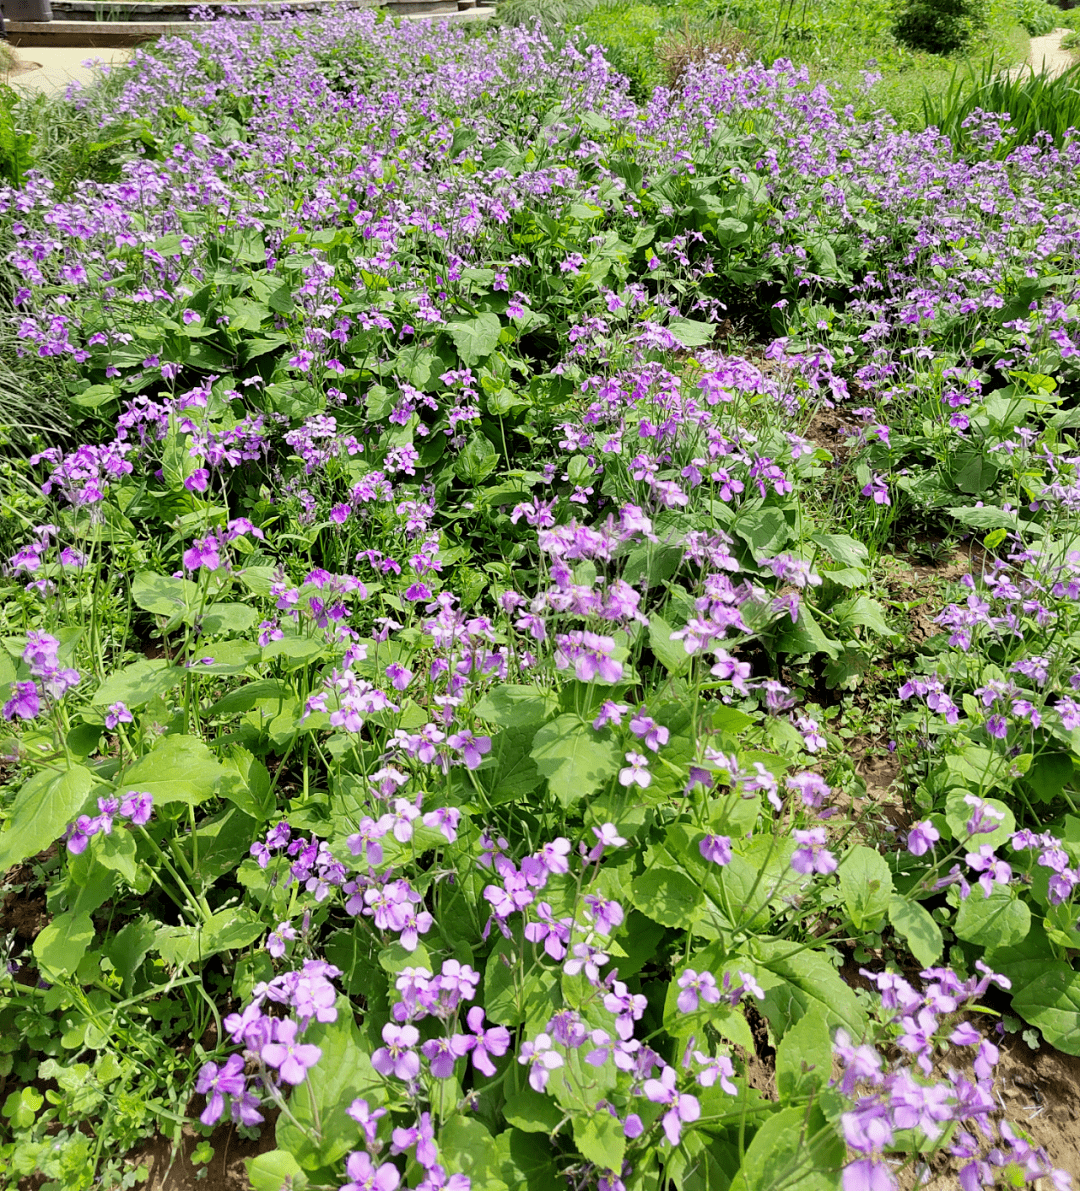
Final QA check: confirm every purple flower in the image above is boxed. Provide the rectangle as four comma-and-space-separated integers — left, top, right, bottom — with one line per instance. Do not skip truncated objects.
842, 1159, 896, 1191
261, 1018, 322, 1085
340, 1151, 401, 1191
182, 535, 221, 573
629, 709, 669, 752
603, 980, 647, 1039
372, 1022, 421, 1081
346, 1098, 387, 1147
965, 845, 1012, 896
386, 662, 413, 690
583, 894, 624, 935
465, 1006, 510, 1077
105, 702, 133, 730
699, 834, 732, 866
421, 1034, 471, 1078
119, 791, 153, 826
676, 969, 720, 1014
643, 1064, 701, 1145
392, 1112, 437, 1169
3, 681, 40, 721
693, 1051, 737, 1094
518, 1033, 563, 1092
447, 730, 491, 770
841, 1097, 893, 1153
195, 1053, 246, 1126
791, 828, 838, 875
619, 751, 651, 788
906, 820, 939, 856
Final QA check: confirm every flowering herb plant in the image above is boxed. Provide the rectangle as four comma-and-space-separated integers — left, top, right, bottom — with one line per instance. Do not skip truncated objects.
0, 8, 1079, 1191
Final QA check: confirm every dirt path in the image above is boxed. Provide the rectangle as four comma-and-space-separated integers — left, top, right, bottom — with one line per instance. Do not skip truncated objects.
1024, 27, 1077, 78
2, 45, 132, 95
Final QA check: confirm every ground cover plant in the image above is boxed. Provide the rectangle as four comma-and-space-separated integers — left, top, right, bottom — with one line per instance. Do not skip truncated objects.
6, 7, 1080, 1191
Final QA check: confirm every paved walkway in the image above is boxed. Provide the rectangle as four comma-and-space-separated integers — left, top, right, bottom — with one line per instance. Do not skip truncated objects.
3, 45, 131, 95
1017, 28, 1077, 79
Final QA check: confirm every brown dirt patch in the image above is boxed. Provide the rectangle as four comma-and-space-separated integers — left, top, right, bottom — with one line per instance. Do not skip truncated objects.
123, 1117, 278, 1191
806, 409, 860, 461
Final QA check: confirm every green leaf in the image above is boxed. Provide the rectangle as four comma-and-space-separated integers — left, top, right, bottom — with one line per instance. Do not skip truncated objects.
810, 533, 869, 568
118, 734, 223, 806
504, 1090, 565, 1134
33, 911, 94, 978
775, 1007, 832, 1106
631, 866, 703, 929
774, 604, 841, 660
667, 318, 715, 347
96, 830, 140, 886
1013, 967, 1080, 1056
954, 885, 1031, 950
91, 658, 184, 708
573, 1112, 625, 1173
473, 685, 557, 729
131, 571, 201, 620
275, 1002, 385, 1170
649, 614, 690, 675
446, 313, 502, 366
887, 896, 943, 967
246, 1151, 308, 1191
838, 846, 893, 932
455, 432, 499, 484
484, 934, 560, 1030
105, 917, 158, 992
530, 714, 622, 808
734, 507, 789, 559
833, 596, 892, 638
944, 790, 1014, 851
754, 941, 867, 1040
155, 908, 265, 966
0, 765, 93, 871
729, 1105, 843, 1191
438, 1116, 508, 1191
1026, 753, 1074, 803
200, 602, 258, 636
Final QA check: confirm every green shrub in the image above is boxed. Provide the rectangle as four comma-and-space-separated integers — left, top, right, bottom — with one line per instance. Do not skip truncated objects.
579, 1, 666, 98
895, 0, 991, 53
1014, 0, 1057, 36
0, 86, 33, 189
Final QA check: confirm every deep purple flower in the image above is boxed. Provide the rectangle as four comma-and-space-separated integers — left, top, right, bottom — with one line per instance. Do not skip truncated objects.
421, 1034, 471, 1078
643, 1064, 701, 1145
194, 1053, 246, 1126
677, 969, 720, 1014
119, 791, 153, 826
3, 681, 40, 721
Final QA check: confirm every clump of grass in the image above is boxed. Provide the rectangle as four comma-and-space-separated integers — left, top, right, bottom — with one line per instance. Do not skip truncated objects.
0, 41, 19, 79
921, 55, 1080, 156
656, 17, 750, 87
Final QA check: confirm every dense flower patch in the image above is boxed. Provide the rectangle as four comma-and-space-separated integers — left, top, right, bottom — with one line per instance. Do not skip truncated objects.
2, 8, 1080, 1191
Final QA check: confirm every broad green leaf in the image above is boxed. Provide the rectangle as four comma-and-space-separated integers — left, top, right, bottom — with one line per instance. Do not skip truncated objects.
833, 596, 892, 638
246, 1151, 308, 1191
649, 614, 690, 675
810, 533, 868, 568
887, 896, 943, 968
503, 1090, 565, 1134
455, 432, 499, 485
200, 602, 258, 636
91, 658, 184, 708
96, 829, 140, 886
954, 885, 1030, 950
1013, 967, 1080, 1055
473, 685, 557, 729
775, 1007, 832, 1106
667, 317, 715, 347
105, 917, 158, 992
573, 1112, 625, 1173
446, 313, 502, 366
438, 1116, 509, 1191
0, 765, 93, 871
530, 714, 622, 808
631, 866, 703, 929
34, 911, 94, 978
485, 934, 560, 1030
729, 1105, 843, 1191
774, 604, 841, 660
734, 507, 789, 559
117, 733, 222, 806
753, 941, 867, 1040
155, 908, 265, 966
276, 1001, 385, 1170
208, 679, 292, 717
838, 846, 893, 932
131, 571, 200, 619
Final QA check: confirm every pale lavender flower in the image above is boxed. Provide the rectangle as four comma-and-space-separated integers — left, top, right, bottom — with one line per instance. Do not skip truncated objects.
518, 1033, 563, 1092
